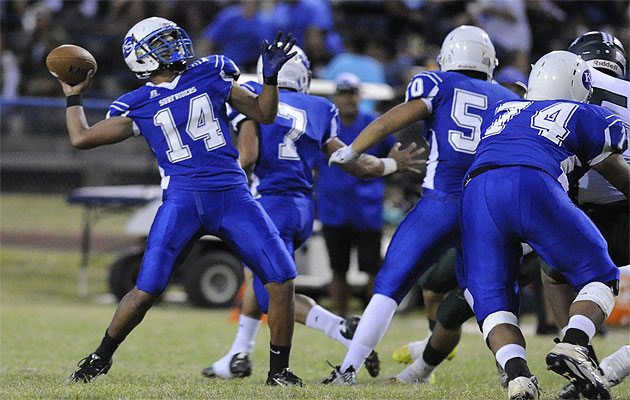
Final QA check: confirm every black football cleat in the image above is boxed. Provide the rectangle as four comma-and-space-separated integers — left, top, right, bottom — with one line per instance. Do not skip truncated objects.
68, 353, 113, 383
266, 368, 304, 386
340, 316, 380, 377
320, 365, 356, 385
202, 352, 252, 379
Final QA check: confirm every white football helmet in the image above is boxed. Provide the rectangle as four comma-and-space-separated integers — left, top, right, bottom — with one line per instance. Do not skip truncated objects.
525, 51, 593, 102
438, 25, 498, 80
257, 44, 311, 93
123, 17, 194, 79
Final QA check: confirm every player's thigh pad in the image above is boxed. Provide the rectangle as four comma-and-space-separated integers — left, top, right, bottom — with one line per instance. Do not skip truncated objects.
461, 170, 524, 322
216, 187, 297, 284
374, 192, 460, 304
522, 171, 619, 291
137, 190, 202, 294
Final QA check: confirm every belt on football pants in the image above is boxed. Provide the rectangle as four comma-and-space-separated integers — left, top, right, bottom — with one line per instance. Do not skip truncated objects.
464, 164, 548, 186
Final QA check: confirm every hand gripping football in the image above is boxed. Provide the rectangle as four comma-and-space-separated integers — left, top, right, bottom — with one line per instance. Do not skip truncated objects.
46, 44, 97, 85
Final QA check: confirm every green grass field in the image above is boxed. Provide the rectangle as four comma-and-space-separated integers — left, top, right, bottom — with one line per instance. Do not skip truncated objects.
1, 194, 629, 399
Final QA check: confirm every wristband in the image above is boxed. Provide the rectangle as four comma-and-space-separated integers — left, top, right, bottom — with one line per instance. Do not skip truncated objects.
66, 94, 83, 107
381, 158, 398, 176
263, 75, 278, 86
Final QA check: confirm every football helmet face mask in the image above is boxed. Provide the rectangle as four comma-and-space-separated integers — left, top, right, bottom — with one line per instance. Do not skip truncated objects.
568, 31, 626, 79
525, 51, 593, 103
257, 44, 311, 93
437, 25, 498, 80
123, 17, 194, 79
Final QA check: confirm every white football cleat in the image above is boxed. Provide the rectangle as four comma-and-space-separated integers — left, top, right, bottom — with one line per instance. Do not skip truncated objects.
507, 375, 540, 400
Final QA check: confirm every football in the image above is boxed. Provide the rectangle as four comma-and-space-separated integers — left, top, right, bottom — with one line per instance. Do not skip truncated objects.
46, 44, 97, 85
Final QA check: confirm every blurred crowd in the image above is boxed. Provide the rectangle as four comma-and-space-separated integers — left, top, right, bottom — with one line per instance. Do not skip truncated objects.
2, 0, 628, 103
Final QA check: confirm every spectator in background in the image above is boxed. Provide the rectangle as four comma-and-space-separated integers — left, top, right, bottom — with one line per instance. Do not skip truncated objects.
322, 35, 386, 113
272, 0, 344, 75
468, 0, 531, 75
1, 36, 20, 99
315, 73, 396, 317
203, 1, 274, 71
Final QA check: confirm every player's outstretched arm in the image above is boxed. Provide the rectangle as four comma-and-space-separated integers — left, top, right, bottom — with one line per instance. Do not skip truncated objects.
592, 152, 630, 198
60, 72, 134, 149
323, 137, 425, 178
228, 32, 296, 124
329, 99, 429, 165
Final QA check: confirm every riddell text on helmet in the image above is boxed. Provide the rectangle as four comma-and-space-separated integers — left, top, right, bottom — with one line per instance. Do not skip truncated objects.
591, 59, 620, 73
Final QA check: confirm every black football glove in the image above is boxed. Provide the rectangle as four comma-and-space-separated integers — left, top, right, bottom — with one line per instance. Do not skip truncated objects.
261, 31, 297, 85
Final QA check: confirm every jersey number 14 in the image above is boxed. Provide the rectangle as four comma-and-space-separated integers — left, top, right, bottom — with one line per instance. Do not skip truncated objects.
154, 93, 227, 163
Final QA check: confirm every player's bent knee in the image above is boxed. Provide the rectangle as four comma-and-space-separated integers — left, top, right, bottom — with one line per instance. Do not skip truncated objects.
574, 281, 616, 319
481, 311, 519, 342
437, 290, 474, 330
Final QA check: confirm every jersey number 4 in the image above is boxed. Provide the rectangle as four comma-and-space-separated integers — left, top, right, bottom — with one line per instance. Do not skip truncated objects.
154, 94, 226, 163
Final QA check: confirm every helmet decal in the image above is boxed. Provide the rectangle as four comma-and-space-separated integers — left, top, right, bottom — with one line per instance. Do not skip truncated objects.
582, 69, 592, 91
123, 36, 134, 58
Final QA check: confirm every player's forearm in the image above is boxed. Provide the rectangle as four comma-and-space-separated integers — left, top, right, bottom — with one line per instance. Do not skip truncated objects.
66, 106, 94, 149
339, 154, 396, 178
256, 83, 279, 124
351, 119, 390, 154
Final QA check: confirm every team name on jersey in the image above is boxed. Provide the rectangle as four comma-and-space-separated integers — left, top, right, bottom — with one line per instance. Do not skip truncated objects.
159, 87, 198, 107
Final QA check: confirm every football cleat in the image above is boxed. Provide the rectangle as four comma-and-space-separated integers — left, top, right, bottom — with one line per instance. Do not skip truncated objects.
201, 352, 252, 379
507, 375, 540, 400
546, 342, 610, 400
340, 316, 380, 377
392, 338, 457, 364
68, 353, 113, 383
558, 383, 580, 399
265, 367, 304, 386
320, 365, 357, 385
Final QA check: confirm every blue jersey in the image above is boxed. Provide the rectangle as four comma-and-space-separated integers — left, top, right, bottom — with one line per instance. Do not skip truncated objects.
235, 81, 339, 198
405, 71, 519, 195
107, 56, 247, 191
316, 112, 396, 230
471, 100, 627, 189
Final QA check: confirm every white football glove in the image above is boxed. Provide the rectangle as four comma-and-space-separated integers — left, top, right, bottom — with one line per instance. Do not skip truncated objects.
328, 146, 359, 166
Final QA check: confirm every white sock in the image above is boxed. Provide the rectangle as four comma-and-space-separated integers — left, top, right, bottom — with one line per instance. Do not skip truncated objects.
408, 337, 429, 361
396, 355, 435, 384
600, 345, 630, 386
495, 344, 527, 370
212, 314, 261, 377
340, 294, 397, 373
305, 305, 350, 347
566, 315, 596, 341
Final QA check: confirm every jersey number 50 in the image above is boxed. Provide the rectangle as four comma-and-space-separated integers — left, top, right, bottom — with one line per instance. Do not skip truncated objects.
448, 89, 488, 154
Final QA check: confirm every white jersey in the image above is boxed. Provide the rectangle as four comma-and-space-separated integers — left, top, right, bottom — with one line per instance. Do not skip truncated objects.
577, 68, 630, 205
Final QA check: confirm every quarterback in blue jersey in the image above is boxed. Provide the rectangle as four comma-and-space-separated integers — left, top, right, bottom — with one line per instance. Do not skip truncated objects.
322, 25, 519, 385
60, 17, 306, 386
202, 46, 423, 381
460, 51, 628, 400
